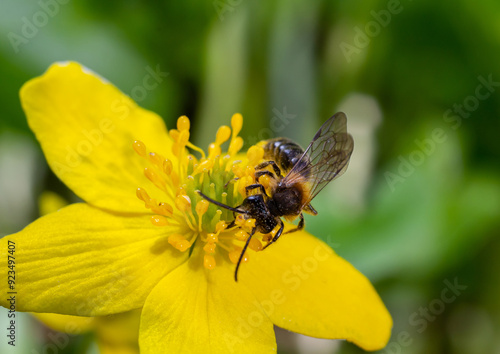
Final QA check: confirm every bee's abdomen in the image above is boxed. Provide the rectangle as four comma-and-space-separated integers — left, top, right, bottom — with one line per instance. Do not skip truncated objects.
263, 138, 305, 173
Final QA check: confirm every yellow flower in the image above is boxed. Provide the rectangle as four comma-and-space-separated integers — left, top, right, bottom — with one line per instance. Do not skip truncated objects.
32, 191, 141, 354
0, 62, 392, 353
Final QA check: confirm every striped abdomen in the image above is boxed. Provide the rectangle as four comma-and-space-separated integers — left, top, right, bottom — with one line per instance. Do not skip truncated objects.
262, 138, 308, 175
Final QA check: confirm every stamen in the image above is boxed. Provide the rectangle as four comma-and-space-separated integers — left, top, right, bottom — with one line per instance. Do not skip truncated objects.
231, 113, 243, 138
144, 168, 166, 191
204, 254, 216, 269
175, 194, 191, 212
228, 137, 244, 156
195, 200, 209, 232
177, 115, 190, 131
151, 215, 169, 226
133, 140, 147, 157
204, 242, 216, 253
215, 126, 231, 145
248, 237, 263, 251
247, 145, 264, 166
229, 247, 249, 264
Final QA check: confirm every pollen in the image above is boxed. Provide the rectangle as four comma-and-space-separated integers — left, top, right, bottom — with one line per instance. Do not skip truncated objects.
135, 113, 270, 272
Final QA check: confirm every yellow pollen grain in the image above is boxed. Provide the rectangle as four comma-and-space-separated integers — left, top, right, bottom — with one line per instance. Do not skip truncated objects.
133, 140, 147, 157
215, 125, 231, 145
204, 254, 216, 269
150, 215, 169, 226
177, 115, 190, 131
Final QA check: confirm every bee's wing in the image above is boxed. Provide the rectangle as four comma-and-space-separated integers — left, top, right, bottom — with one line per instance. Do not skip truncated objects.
281, 112, 354, 206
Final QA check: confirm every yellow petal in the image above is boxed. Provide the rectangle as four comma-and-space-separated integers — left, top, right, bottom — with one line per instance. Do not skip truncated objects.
0, 203, 188, 316
20, 62, 174, 213
95, 309, 141, 354
140, 247, 276, 354
38, 190, 68, 215
239, 230, 392, 351
32, 313, 95, 334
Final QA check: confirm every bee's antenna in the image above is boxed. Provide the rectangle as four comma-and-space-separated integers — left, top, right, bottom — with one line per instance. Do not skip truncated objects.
196, 191, 248, 214
235, 227, 256, 282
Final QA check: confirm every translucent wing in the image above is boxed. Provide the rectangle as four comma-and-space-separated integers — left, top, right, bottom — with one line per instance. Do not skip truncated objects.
281, 112, 354, 206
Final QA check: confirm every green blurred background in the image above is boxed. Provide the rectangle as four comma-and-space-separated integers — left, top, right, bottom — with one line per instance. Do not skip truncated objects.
1, 1, 499, 353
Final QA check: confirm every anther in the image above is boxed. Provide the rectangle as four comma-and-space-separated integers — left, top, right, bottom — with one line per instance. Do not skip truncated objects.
162, 159, 173, 175
248, 237, 263, 252
215, 126, 231, 145
207, 233, 218, 243
203, 242, 216, 253
196, 199, 210, 216
177, 116, 190, 132
175, 194, 191, 212
229, 248, 249, 264
231, 113, 243, 138
133, 140, 147, 157
144, 167, 165, 190
247, 145, 264, 166
149, 152, 164, 166
204, 254, 216, 269
235, 230, 248, 241
150, 215, 169, 226
136, 187, 150, 202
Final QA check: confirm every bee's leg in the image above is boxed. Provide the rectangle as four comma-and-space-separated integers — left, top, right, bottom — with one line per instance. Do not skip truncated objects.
255, 161, 283, 178
224, 177, 239, 188
245, 183, 268, 196
235, 227, 256, 282
284, 213, 305, 234
263, 219, 284, 250
254, 170, 275, 180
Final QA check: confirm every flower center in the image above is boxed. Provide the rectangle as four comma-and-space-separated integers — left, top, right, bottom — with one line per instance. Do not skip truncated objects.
133, 114, 269, 270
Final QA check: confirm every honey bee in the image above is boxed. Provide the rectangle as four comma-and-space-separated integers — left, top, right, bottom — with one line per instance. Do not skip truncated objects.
198, 112, 354, 281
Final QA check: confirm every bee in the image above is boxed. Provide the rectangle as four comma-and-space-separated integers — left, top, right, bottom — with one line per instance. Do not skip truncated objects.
198, 112, 354, 281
